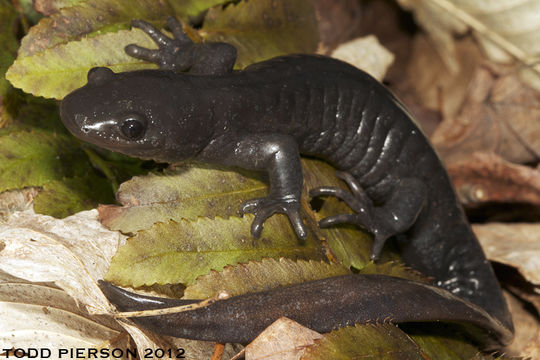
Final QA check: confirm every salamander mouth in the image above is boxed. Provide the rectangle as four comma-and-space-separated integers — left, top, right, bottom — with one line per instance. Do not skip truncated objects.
60, 94, 87, 138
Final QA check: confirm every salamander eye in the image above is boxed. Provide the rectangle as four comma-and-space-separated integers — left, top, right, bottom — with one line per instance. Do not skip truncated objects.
120, 115, 146, 140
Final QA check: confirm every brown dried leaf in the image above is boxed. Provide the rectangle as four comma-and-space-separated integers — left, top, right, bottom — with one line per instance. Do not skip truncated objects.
312, 0, 363, 52
503, 291, 540, 359
432, 66, 540, 164
447, 152, 540, 206
396, 0, 540, 89
398, 35, 483, 123
330, 35, 394, 81
0, 210, 125, 313
473, 222, 540, 285
0, 210, 197, 357
0, 281, 125, 354
244, 317, 323, 360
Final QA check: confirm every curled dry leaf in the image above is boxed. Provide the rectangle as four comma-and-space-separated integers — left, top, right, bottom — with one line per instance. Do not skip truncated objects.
116, 318, 177, 360
473, 222, 540, 286
0, 209, 126, 313
396, 0, 540, 89
0, 210, 187, 358
446, 152, 540, 206
244, 317, 323, 360
0, 280, 125, 357
330, 35, 395, 81
431, 66, 540, 165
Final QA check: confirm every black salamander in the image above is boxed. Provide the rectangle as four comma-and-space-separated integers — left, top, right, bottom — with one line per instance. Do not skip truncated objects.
60, 18, 513, 347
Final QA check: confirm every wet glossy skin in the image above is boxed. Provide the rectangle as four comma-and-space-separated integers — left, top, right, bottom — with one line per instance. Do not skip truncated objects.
61, 18, 513, 346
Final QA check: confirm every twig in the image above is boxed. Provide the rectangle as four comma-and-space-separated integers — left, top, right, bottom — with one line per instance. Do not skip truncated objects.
113, 291, 230, 318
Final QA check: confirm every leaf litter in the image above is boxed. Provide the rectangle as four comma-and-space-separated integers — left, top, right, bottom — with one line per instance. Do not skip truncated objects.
1, 0, 540, 358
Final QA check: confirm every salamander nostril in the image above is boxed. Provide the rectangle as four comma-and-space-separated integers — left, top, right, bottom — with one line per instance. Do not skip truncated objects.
82, 126, 90, 133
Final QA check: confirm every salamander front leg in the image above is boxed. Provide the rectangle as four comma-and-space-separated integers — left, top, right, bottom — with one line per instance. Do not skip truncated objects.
127, 17, 237, 75
310, 172, 427, 260
196, 133, 307, 240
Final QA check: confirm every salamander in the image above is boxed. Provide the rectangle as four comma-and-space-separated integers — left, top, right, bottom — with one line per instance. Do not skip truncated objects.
60, 18, 513, 347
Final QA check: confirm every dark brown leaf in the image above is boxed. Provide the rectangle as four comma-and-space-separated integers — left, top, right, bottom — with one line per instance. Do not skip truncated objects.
432, 66, 540, 164
447, 152, 540, 205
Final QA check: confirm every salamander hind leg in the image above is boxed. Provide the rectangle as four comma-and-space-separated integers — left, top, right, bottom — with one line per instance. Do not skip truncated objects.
127, 17, 237, 75
310, 172, 427, 260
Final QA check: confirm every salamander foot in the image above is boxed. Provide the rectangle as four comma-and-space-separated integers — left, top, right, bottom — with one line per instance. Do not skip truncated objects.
240, 196, 307, 240
310, 172, 426, 260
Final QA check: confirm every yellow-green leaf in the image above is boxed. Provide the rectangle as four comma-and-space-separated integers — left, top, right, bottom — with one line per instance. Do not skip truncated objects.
359, 262, 430, 284
168, 0, 230, 21
0, 129, 86, 192
19, 0, 171, 57
301, 322, 502, 360
201, 0, 319, 68
301, 323, 425, 360
303, 159, 377, 270
184, 258, 350, 299
0, 2, 18, 97
105, 215, 326, 287
99, 164, 267, 234
6, 29, 158, 100
33, 177, 113, 218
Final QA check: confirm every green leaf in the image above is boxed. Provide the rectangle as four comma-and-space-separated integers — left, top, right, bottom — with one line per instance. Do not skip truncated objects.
358, 262, 430, 284
301, 323, 504, 360
105, 215, 326, 287
302, 159, 377, 270
0, 128, 120, 218
6, 28, 159, 100
7, 0, 320, 99
184, 258, 350, 299
168, 0, 231, 21
2, 92, 66, 132
302, 323, 426, 360
99, 164, 267, 234
0, 1, 18, 98
18, 0, 171, 57
81, 145, 148, 194
201, 0, 319, 67
0, 1, 20, 128
17, 0, 42, 23
0, 129, 87, 192
102, 158, 384, 288
33, 177, 113, 218
405, 325, 485, 360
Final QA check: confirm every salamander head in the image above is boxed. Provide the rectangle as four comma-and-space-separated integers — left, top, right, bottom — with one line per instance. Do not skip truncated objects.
60, 67, 213, 162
